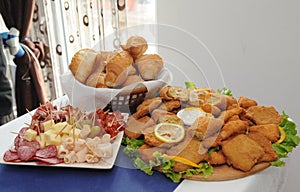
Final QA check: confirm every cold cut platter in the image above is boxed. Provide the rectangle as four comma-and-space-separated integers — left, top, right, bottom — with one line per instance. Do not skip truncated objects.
0, 96, 126, 169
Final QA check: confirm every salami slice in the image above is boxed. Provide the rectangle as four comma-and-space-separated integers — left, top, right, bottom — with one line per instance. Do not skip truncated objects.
3, 150, 20, 162
35, 145, 57, 158
14, 135, 21, 148
33, 157, 64, 165
18, 139, 40, 150
17, 145, 37, 161
19, 127, 29, 136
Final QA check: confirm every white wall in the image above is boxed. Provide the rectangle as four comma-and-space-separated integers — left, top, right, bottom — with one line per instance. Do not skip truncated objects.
157, 0, 300, 191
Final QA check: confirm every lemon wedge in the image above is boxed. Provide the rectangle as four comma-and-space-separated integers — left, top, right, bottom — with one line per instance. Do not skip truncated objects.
276, 126, 286, 144
177, 107, 207, 126
154, 123, 185, 143
164, 155, 204, 169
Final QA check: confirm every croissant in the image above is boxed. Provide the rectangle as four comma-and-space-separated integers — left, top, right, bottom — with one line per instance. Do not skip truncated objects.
105, 51, 134, 87
93, 51, 109, 73
86, 72, 107, 88
135, 54, 163, 80
121, 36, 148, 59
69, 48, 98, 83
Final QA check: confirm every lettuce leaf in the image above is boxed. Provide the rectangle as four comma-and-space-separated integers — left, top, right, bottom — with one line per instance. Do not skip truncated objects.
134, 157, 154, 175
185, 81, 196, 88
217, 87, 233, 96
271, 112, 300, 166
122, 136, 144, 159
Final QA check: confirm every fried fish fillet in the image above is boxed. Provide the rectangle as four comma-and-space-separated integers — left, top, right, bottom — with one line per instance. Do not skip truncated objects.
124, 116, 155, 139
247, 132, 278, 162
142, 126, 174, 148
218, 106, 244, 122
151, 109, 183, 125
134, 97, 163, 118
158, 100, 181, 112
222, 134, 264, 172
238, 96, 258, 109
208, 151, 226, 165
206, 93, 237, 110
167, 138, 208, 172
201, 103, 221, 117
160, 86, 189, 101
249, 124, 280, 143
245, 106, 283, 125
219, 120, 249, 140
190, 116, 224, 140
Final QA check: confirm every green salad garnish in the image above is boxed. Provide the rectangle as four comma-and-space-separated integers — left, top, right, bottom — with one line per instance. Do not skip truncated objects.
271, 112, 300, 166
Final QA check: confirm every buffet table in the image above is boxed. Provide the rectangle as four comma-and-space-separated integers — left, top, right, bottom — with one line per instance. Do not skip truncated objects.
0, 96, 290, 192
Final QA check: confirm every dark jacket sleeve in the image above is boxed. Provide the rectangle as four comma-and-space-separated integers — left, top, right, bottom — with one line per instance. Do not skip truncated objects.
0, 36, 13, 116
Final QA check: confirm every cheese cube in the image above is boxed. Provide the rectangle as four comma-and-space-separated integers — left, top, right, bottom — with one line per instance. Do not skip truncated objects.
43, 119, 55, 132
23, 129, 38, 141
36, 133, 46, 148
44, 130, 62, 146
53, 122, 72, 134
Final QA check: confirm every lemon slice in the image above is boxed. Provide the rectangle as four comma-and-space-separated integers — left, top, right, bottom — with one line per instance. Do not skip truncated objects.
164, 155, 204, 169
177, 107, 207, 126
276, 126, 286, 144
154, 123, 185, 143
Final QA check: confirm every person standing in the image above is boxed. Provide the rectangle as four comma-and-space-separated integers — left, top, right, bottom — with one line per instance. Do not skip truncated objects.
0, 14, 25, 126
0, 34, 15, 125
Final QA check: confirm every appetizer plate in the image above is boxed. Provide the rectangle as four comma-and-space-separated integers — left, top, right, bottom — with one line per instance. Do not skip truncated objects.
0, 116, 124, 169
0, 95, 124, 169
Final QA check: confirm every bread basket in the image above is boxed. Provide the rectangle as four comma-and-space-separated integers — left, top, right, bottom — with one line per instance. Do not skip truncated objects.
104, 85, 148, 114
60, 67, 171, 114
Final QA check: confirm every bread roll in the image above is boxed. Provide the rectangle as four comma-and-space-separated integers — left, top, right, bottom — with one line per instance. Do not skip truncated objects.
127, 65, 137, 75
86, 72, 107, 88
69, 48, 98, 83
105, 51, 134, 87
121, 36, 148, 59
135, 54, 163, 80
93, 51, 109, 73
123, 75, 144, 86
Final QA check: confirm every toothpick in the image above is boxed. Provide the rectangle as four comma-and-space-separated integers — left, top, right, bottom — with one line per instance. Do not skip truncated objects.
56, 123, 69, 138
24, 122, 31, 126
26, 108, 33, 117
117, 123, 124, 130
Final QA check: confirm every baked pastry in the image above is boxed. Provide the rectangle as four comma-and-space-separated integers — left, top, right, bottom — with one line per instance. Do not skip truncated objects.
86, 72, 107, 88
123, 75, 144, 86
105, 51, 134, 87
69, 48, 98, 83
127, 65, 137, 75
135, 54, 163, 80
93, 51, 110, 73
121, 35, 148, 59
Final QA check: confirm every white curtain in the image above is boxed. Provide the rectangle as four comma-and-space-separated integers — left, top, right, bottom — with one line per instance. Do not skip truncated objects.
30, 0, 156, 99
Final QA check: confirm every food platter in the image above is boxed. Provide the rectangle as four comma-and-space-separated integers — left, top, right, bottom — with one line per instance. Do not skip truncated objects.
0, 131, 123, 169
0, 95, 124, 169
